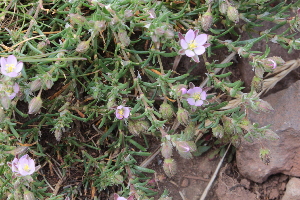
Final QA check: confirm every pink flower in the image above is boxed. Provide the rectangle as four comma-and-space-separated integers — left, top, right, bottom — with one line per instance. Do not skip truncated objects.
187, 87, 207, 106
8, 154, 39, 176
114, 194, 134, 200
267, 59, 277, 69
115, 105, 130, 119
0, 55, 23, 77
147, 8, 156, 19
0, 82, 19, 99
178, 30, 210, 63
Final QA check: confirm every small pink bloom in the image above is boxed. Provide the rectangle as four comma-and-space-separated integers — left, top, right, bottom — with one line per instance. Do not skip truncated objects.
178, 30, 210, 63
180, 87, 187, 95
8, 154, 39, 176
186, 87, 207, 106
114, 194, 134, 200
148, 8, 156, 19
0, 55, 23, 77
0, 82, 20, 99
267, 59, 277, 69
115, 105, 130, 119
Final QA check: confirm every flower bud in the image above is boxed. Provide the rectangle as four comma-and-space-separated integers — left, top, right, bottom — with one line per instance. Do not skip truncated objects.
37, 41, 47, 50
69, 13, 87, 26
159, 102, 173, 120
227, 6, 239, 23
174, 141, 196, 159
94, 20, 106, 32
55, 129, 62, 141
164, 29, 174, 39
212, 124, 224, 138
118, 30, 130, 47
201, 7, 213, 31
5, 146, 28, 156
154, 27, 165, 36
1, 94, 11, 110
30, 79, 42, 92
256, 99, 274, 113
128, 119, 150, 136
0, 107, 4, 121
264, 129, 280, 140
76, 40, 90, 53
251, 76, 263, 93
163, 158, 177, 177
28, 95, 43, 114
151, 35, 159, 43
24, 189, 35, 200
176, 108, 190, 126
183, 122, 196, 141
161, 140, 173, 158
124, 9, 134, 19
219, 1, 228, 14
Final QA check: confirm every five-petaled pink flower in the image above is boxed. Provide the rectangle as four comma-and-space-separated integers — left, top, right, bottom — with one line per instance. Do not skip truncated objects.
187, 87, 207, 106
0, 82, 20, 99
115, 105, 130, 120
8, 154, 39, 176
0, 55, 23, 77
178, 30, 210, 63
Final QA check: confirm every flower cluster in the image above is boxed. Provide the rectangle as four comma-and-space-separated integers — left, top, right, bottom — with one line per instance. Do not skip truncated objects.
7, 154, 40, 177
178, 29, 210, 63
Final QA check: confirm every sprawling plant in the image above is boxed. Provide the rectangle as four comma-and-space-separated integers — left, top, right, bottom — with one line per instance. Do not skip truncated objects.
0, 0, 299, 199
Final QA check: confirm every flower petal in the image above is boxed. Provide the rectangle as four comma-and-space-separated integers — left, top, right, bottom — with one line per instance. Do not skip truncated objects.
180, 39, 188, 49
185, 50, 195, 57
0, 57, 6, 67
185, 30, 195, 43
178, 49, 186, 55
123, 107, 130, 118
195, 100, 203, 106
195, 34, 208, 46
14, 62, 23, 73
194, 46, 205, 55
187, 98, 195, 105
192, 55, 200, 63
201, 91, 207, 100
193, 87, 203, 93
7, 55, 17, 66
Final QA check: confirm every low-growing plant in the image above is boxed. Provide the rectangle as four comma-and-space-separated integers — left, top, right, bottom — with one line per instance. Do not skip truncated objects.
0, 0, 299, 199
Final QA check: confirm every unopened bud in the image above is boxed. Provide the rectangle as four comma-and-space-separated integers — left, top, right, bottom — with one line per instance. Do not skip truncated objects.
174, 141, 196, 159
212, 124, 224, 138
124, 9, 134, 19
227, 6, 239, 23
76, 40, 90, 53
128, 119, 150, 136
251, 76, 263, 93
30, 79, 42, 92
163, 158, 177, 177
183, 122, 196, 141
159, 102, 173, 120
177, 108, 190, 126
24, 189, 35, 200
219, 1, 228, 14
94, 20, 106, 32
151, 35, 159, 43
118, 30, 130, 47
161, 140, 173, 158
6, 146, 28, 156
154, 27, 165, 36
1, 94, 11, 110
164, 29, 174, 39
69, 13, 87, 26
201, 7, 213, 31
264, 129, 280, 140
37, 41, 47, 50
0, 107, 4, 121
28, 95, 43, 114
55, 129, 62, 141
256, 99, 274, 113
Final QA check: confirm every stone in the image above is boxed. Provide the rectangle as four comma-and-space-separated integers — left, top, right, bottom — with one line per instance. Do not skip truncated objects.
269, 188, 279, 199
282, 178, 300, 200
236, 80, 300, 183
180, 178, 189, 188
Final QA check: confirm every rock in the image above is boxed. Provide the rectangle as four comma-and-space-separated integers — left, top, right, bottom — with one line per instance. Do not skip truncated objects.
180, 178, 189, 188
269, 188, 279, 199
236, 80, 300, 183
282, 178, 300, 200
240, 179, 250, 189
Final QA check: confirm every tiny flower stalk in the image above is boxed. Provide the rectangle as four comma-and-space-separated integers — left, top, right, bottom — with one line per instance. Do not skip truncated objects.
28, 89, 43, 114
